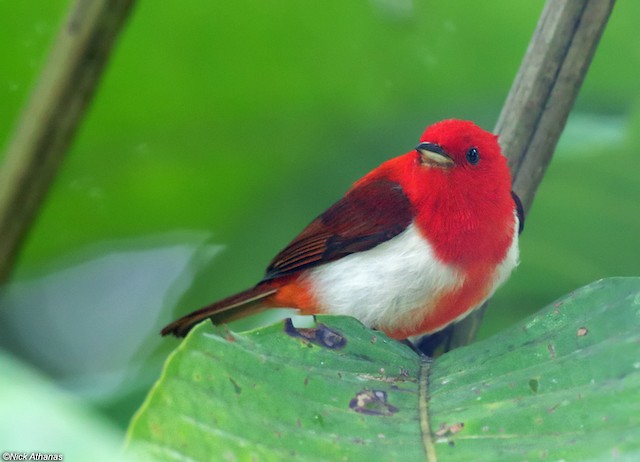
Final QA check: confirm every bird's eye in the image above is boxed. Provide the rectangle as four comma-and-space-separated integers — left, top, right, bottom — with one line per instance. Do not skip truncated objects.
466, 147, 480, 165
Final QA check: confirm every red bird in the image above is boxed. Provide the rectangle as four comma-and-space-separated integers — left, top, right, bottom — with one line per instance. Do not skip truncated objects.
162, 119, 523, 340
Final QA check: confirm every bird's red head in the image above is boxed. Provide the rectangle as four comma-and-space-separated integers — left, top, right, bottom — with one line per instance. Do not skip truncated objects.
412, 119, 512, 202
355, 119, 512, 202
417, 119, 506, 174
398, 119, 516, 264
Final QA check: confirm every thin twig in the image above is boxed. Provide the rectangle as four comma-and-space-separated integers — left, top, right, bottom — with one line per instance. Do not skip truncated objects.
0, 0, 136, 282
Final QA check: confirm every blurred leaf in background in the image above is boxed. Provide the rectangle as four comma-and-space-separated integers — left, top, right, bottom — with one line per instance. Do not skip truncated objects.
0, 0, 638, 438
0, 350, 132, 461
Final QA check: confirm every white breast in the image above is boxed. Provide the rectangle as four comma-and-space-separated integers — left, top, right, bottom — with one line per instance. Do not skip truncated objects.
307, 223, 463, 331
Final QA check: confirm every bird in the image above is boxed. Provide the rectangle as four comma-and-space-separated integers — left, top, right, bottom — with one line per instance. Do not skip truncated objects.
162, 119, 524, 340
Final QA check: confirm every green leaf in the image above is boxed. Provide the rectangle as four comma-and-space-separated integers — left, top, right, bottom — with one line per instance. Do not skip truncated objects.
127, 278, 640, 461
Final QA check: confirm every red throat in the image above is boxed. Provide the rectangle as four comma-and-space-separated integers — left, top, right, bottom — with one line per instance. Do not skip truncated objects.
354, 153, 515, 268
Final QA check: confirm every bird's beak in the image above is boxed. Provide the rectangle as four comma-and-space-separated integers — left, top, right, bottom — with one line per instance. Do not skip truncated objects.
416, 142, 455, 168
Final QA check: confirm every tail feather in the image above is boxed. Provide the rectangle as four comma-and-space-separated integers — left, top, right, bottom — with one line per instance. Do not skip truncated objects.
161, 285, 277, 337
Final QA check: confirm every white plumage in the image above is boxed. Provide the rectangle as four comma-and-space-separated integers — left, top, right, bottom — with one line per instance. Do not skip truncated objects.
308, 217, 520, 333
308, 223, 462, 331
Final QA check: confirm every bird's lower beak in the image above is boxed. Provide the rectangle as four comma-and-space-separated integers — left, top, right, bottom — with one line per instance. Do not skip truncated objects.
416, 142, 455, 168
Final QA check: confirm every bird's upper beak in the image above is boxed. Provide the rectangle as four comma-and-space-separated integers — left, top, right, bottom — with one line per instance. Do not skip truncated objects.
416, 142, 455, 168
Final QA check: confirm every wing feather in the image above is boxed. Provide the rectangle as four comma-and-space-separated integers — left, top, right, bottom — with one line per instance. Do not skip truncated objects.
262, 178, 413, 281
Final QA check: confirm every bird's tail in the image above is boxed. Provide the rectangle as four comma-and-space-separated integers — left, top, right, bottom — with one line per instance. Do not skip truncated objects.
161, 285, 278, 337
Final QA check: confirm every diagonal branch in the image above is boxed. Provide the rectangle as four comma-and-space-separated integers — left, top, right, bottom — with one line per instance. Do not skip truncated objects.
446, 0, 615, 350
0, 0, 136, 282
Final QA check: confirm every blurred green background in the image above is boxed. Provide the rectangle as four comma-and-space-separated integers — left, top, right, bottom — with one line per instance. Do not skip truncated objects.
1, 0, 638, 443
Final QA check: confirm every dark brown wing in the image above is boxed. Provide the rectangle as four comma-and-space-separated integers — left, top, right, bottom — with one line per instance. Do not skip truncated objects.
262, 178, 413, 281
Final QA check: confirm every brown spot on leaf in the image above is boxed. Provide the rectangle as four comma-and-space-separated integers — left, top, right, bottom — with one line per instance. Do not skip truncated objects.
284, 318, 346, 349
449, 422, 464, 434
349, 389, 398, 416
577, 327, 589, 337
435, 422, 465, 437
547, 343, 556, 358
